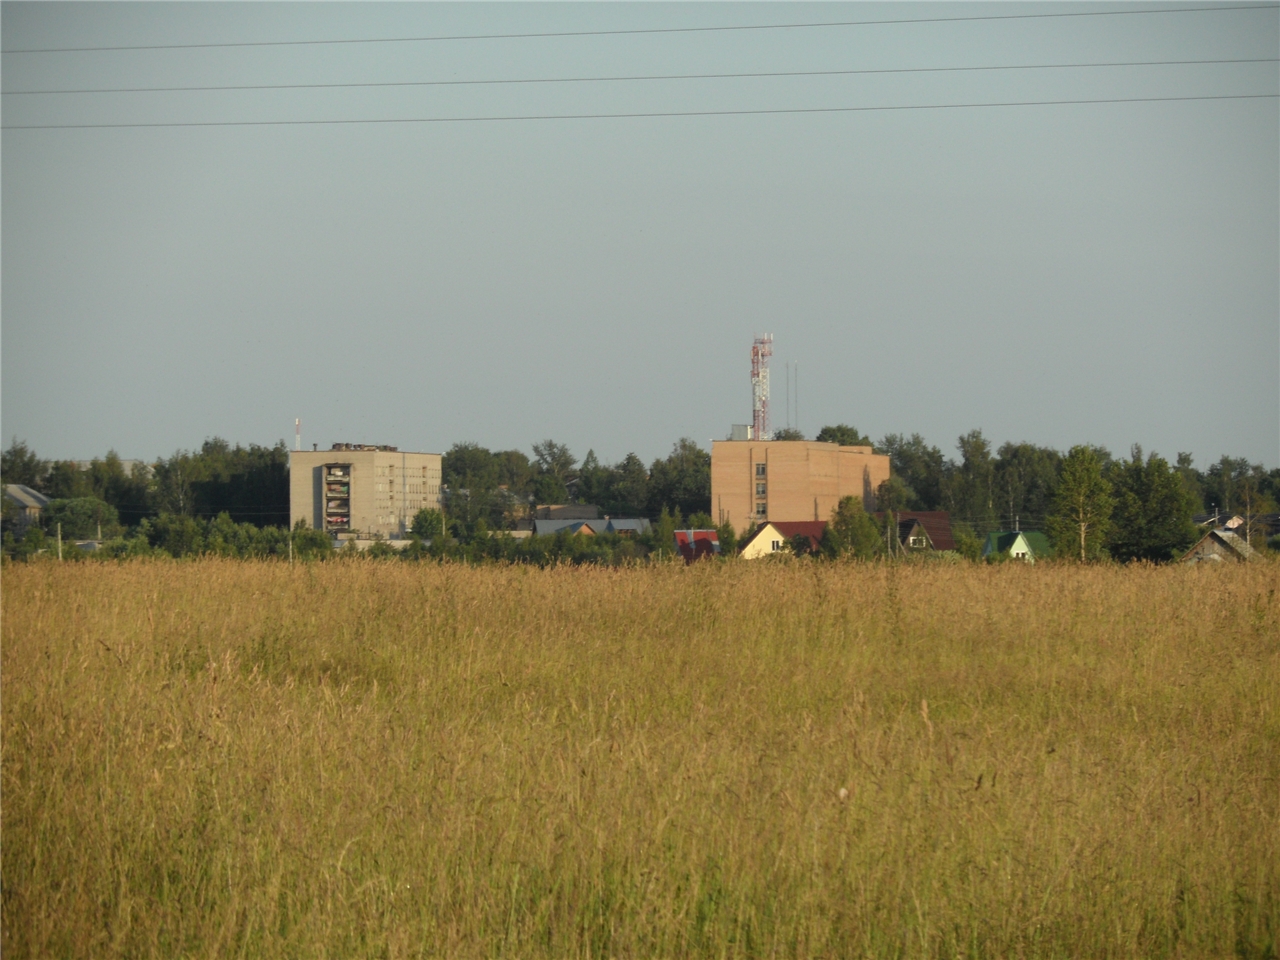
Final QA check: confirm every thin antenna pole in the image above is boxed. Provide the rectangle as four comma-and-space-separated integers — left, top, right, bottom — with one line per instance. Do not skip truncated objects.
795, 362, 799, 437
786, 362, 790, 430
295, 418, 301, 451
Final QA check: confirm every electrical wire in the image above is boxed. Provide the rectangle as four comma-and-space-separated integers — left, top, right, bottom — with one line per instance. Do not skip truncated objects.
6, 57, 1273, 97
5, 93, 1273, 130
4, 4, 1276, 54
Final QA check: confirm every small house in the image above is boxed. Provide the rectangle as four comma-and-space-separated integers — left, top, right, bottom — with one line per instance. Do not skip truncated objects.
3, 484, 50, 535
983, 530, 1052, 563
1181, 528, 1257, 563
603, 518, 651, 537
876, 511, 957, 552
675, 529, 720, 563
739, 521, 827, 559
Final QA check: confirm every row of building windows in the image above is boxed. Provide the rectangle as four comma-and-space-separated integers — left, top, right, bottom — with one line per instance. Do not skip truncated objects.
374, 465, 441, 479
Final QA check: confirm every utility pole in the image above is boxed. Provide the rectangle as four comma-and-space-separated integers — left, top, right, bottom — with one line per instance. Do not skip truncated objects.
57, 522, 62, 560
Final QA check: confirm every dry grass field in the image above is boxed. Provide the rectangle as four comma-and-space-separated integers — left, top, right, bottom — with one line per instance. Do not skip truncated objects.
3, 558, 1278, 958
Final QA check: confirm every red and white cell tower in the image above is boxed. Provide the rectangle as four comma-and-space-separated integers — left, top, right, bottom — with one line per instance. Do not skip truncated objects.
751, 335, 773, 441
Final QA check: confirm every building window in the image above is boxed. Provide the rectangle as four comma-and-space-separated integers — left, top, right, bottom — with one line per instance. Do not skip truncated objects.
771, 540, 783, 552
755, 463, 767, 477
909, 535, 928, 548
756, 483, 767, 497
755, 502, 767, 517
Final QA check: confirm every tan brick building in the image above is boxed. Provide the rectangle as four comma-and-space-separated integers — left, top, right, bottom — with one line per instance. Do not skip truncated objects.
290, 444, 443, 539
711, 440, 890, 535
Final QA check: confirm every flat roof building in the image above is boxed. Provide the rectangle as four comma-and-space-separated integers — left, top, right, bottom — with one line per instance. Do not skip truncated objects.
290, 444, 443, 539
711, 440, 890, 535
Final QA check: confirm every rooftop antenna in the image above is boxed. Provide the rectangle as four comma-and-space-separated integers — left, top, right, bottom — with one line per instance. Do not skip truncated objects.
295, 418, 301, 452
751, 335, 773, 441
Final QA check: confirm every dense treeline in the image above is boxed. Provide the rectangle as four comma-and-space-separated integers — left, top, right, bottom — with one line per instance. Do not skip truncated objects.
439, 438, 709, 536
1, 438, 289, 527
3, 428, 1277, 564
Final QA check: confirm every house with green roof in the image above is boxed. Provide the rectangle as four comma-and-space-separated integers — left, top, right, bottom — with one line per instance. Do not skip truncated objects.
982, 530, 1053, 563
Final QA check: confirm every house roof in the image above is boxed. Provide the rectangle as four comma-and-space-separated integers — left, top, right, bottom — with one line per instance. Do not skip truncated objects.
675, 529, 720, 562
1022, 531, 1053, 558
533, 518, 597, 536
983, 531, 1027, 556
980, 530, 1052, 558
604, 518, 651, 535
1182, 528, 1258, 562
768, 521, 828, 542
876, 511, 957, 551
4, 484, 50, 510
740, 521, 827, 554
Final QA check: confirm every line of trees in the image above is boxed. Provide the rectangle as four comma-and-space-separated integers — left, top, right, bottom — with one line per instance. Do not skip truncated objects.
438, 438, 710, 538
1, 438, 290, 527
4, 428, 1277, 563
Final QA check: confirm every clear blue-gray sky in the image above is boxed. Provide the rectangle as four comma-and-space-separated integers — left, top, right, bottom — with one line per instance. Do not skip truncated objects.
3, 2, 1277, 468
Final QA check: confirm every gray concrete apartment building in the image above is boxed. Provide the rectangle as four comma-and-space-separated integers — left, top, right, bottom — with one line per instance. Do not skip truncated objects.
290, 444, 443, 539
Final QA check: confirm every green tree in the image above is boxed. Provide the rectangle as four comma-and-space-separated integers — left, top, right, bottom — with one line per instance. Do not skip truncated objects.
716, 520, 738, 557
647, 439, 710, 518
43, 460, 96, 500
575, 450, 609, 506
442, 443, 500, 529
1046, 446, 1114, 561
290, 519, 335, 560
1, 438, 46, 489
1237, 468, 1278, 548
81, 452, 152, 528
816, 424, 872, 447
605, 453, 650, 516
952, 430, 997, 533
1203, 455, 1252, 516
142, 513, 206, 557
493, 450, 534, 495
410, 508, 447, 540
652, 506, 679, 558
150, 453, 196, 516
875, 476, 912, 556
772, 427, 805, 441
878, 433, 948, 511
1106, 447, 1197, 562
1175, 452, 1205, 515
532, 473, 569, 505
821, 495, 884, 559
530, 440, 576, 505
532, 440, 576, 484
993, 442, 1062, 529
42, 497, 122, 540
950, 521, 983, 561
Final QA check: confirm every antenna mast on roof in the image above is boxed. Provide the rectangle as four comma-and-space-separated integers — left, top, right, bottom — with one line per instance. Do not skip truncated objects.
751, 335, 773, 441
295, 419, 301, 451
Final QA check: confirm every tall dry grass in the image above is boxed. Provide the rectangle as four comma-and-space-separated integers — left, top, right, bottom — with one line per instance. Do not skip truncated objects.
3, 558, 1277, 958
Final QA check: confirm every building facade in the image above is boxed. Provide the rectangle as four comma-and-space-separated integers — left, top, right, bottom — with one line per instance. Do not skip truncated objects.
290, 444, 443, 539
711, 440, 890, 535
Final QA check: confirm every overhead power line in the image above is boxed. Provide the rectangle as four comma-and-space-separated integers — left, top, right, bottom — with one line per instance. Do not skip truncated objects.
5, 93, 1274, 130
5, 58, 1274, 97
4, 4, 1276, 54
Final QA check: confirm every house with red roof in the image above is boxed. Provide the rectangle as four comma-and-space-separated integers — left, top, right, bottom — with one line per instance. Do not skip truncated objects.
739, 521, 828, 559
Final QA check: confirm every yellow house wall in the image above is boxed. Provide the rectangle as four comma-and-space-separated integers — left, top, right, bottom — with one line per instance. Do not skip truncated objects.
740, 523, 786, 560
